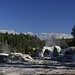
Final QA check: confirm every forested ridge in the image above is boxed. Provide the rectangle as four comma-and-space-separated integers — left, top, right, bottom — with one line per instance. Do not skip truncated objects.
0, 32, 45, 54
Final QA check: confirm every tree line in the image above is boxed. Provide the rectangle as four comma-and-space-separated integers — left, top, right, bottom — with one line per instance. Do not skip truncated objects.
58, 25, 75, 49
0, 33, 45, 54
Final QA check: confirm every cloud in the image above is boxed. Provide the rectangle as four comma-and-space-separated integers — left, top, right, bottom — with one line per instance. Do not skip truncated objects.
0, 30, 34, 35
39, 33, 73, 40
0, 30, 73, 40
0, 30, 19, 34
22, 32, 26, 35
27, 32, 34, 35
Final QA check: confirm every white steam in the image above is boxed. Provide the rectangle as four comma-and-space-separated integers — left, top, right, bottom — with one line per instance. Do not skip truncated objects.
0, 43, 10, 53
46, 36, 61, 46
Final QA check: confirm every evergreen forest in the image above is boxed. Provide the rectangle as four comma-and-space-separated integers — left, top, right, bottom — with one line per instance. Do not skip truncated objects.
0, 33, 45, 55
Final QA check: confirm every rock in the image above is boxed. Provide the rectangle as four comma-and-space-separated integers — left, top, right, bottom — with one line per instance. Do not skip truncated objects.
53, 47, 59, 57
0, 53, 9, 62
32, 48, 43, 57
32, 46, 61, 57
9, 53, 33, 62
57, 55, 73, 62
61, 47, 75, 55
0, 53, 33, 63
55, 47, 75, 62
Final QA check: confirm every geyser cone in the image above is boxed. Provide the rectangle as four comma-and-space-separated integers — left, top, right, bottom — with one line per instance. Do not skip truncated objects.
53, 47, 59, 57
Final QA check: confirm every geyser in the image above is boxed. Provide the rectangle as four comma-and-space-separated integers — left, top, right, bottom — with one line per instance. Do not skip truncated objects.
32, 46, 61, 57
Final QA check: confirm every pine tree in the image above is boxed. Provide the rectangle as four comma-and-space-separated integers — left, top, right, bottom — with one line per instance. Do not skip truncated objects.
71, 25, 75, 46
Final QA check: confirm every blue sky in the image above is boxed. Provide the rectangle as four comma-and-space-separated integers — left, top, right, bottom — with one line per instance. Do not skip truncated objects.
0, 0, 75, 34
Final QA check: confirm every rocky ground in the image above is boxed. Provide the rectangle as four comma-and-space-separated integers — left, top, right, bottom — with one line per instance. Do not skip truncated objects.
0, 57, 75, 75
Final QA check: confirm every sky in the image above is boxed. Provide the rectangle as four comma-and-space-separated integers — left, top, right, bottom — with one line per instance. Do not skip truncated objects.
0, 0, 75, 35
